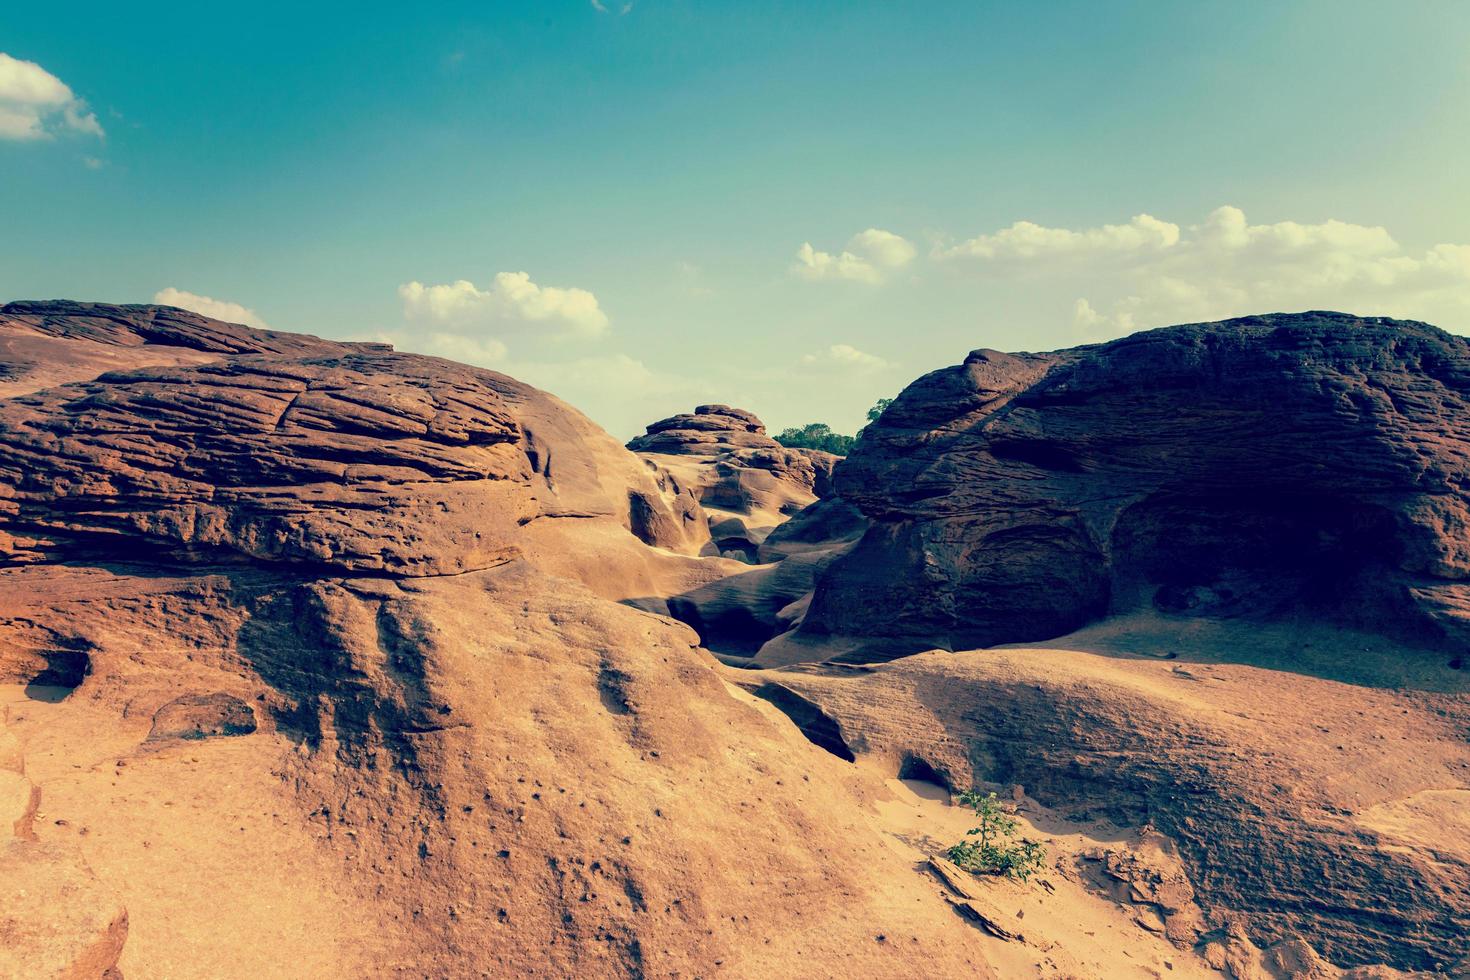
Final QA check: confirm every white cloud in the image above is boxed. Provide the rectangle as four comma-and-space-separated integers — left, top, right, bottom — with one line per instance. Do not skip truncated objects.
398, 271, 608, 338
949, 206, 1470, 334
0, 52, 103, 141
800, 343, 888, 373
153, 288, 270, 330
938, 213, 1180, 260
794, 228, 916, 284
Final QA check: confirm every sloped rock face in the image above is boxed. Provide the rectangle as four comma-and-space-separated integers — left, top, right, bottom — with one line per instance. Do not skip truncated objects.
0, 303, 996, 978
627, 405, 860, 652
0, 301, 708, 570
803, 313, 1470, 658
764, 648, 1470, 972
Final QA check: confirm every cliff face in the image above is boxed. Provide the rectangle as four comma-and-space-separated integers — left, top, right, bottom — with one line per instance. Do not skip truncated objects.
803, 312, 1470, 660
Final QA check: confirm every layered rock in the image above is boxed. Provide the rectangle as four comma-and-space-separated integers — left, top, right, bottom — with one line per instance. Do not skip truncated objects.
626, 404, 777, 455
0, 302, 996, 978
629, 405, 839, 561
625, 405, 863, 654
800, 313, 1470, 660
0, 300, 710, 573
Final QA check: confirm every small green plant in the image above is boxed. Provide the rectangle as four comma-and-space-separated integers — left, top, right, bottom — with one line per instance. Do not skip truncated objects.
946, 790, 1046, 882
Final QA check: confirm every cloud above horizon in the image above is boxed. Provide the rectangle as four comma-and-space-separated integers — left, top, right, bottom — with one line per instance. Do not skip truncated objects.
937, 213, 1180, 261
794, 228, 916, 284
153, 287, 270, 330
799, 343, 888, 373
0, 52, 103, 141
384, 270, 621, 416
398, 272, 609, 340
939, 206, 1470, 336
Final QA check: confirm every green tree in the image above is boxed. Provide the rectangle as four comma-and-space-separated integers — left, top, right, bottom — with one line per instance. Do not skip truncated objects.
773, 423, 856, 455
946, 790, 1046, 882
866, 397, 894, 424
774, 397, 896, 455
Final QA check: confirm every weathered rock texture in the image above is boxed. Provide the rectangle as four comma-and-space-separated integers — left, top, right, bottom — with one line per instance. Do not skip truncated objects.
0, 302, 995, 978
629, 404, 839, 561
626, 405, 862, 653
0, 703, 128, 979
802, 313, 1470, 660
758, 643, 1470, 972
0, 301, 710, 572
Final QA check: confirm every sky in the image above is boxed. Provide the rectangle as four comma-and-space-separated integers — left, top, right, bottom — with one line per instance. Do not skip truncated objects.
3, 1, 1469, 439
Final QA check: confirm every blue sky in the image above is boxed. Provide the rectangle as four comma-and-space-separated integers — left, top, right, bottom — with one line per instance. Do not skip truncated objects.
4, 1, 1469, 437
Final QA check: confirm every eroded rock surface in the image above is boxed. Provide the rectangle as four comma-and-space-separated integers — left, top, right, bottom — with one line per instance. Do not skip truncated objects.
629, 404, 838, 561
802, 313, 1470, 661
0, 302, 995, 978
0, 301, 708, 573
761, 646, 1470, 972
0, 705, 127, 979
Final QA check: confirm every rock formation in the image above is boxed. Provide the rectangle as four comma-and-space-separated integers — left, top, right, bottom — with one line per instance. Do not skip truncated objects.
6, 301, 1468, 978
628, 404, 839, 561
624, 405, 863, 655
0, 302, 997, 978
752, 640, 1470, 972
1, 708, 128, 978
0, 300, 710, 574
798, 312, 1470, 662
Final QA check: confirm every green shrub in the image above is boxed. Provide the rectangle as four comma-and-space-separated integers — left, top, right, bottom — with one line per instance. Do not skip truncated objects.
946, 790, 1046, 881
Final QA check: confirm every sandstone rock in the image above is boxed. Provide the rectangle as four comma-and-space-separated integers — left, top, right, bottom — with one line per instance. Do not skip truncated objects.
0, 301, 708, 576
946, 895, 1026, 943
626, 404, 777, 455
0, 303, 996, 978
928, 854, 981, 899
802, 313, 1470, 660
629, 405, 838, 562
762, 646, 1470, 971
0, 839, 128, 980
625, 406, 869, 651
1, 770, 40, 839
147, 692, 256, 741
0, 299, 335, 399
0, 727, 23, 773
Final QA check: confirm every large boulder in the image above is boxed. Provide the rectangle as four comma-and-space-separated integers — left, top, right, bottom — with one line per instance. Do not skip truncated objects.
628, 404, 839, 561
626, 403, 777, 455
800, 312, 1470, 660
